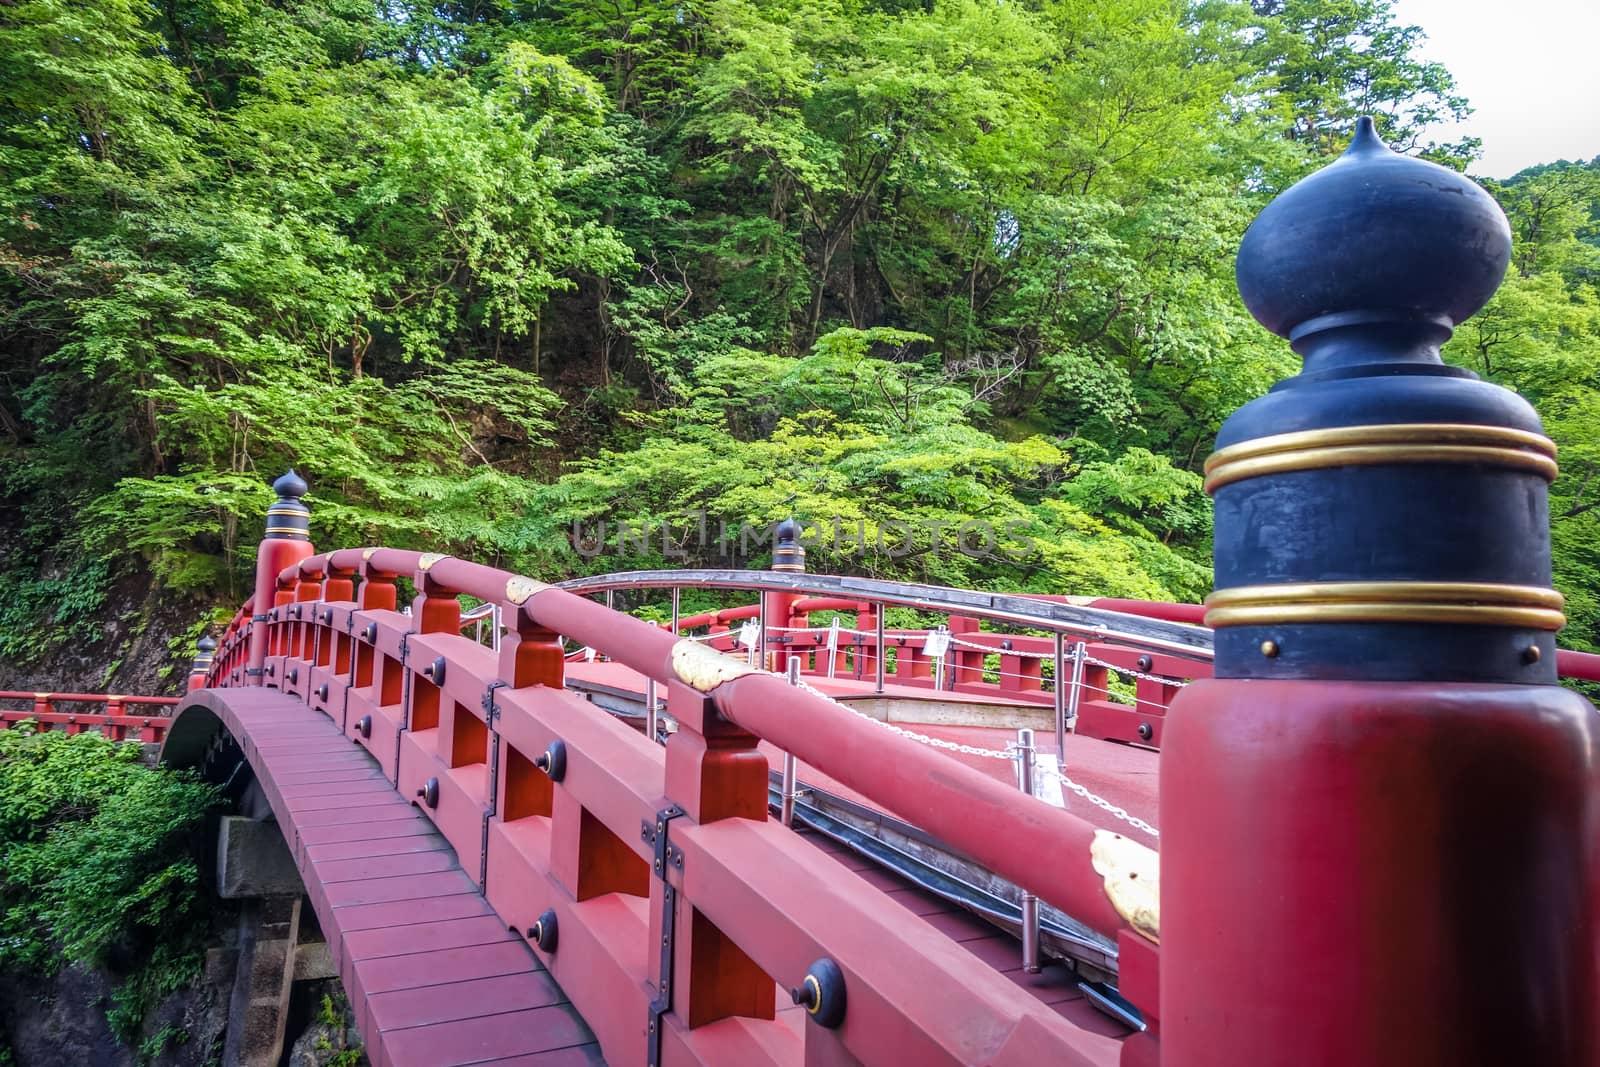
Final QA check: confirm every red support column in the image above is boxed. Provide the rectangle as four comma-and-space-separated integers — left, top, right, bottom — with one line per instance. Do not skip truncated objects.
247, 471, 314, 686
1160, 119, 1597, 1066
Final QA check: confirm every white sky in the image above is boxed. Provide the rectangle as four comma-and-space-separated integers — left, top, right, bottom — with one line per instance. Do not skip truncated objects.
1392, 0, 1600, 177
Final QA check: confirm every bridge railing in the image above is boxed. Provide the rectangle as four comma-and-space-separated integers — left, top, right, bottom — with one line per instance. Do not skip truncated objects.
0, 691, 179, 742
560, 568, 1215, 751
207, 546, 1161, 1066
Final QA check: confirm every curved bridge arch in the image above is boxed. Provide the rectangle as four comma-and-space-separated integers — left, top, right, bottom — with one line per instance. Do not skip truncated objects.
163, 687, 604, 1067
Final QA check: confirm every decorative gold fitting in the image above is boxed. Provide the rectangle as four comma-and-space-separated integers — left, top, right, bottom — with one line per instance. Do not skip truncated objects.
362, 548, 378, 560
1203, 423, 1558, 493
1260, 639, 1279, 658
671, 640, 758, 693
1090, 830, 1159, 944
1523, 645, 1542, 665
505, 576, 548, 605
802, 975, 823, 1015
1205, 581, 1566, 631
264, 526, 310, 537
770, 564, 805, 573
416, 553, 449, 572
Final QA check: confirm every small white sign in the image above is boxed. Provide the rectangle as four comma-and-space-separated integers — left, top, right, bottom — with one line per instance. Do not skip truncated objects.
1034, 754, 1066, 808
923, 630, 951, 658
738, 620, 760, 648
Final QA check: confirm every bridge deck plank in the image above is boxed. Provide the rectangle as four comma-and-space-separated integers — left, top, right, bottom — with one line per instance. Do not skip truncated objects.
176, 687, 604, 1067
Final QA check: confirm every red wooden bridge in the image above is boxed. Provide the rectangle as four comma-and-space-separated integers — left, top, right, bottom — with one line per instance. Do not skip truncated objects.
11, 122, 1600, 1065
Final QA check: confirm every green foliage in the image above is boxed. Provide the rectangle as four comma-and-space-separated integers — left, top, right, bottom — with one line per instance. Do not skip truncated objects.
0, 727, 220, 1042
0, 0, 1592, 664
1445, 156, 1600, 657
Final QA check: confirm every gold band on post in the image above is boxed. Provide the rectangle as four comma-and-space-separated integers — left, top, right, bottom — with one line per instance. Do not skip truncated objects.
1203, 423, 1558, 493
1204, 581, 1566, 631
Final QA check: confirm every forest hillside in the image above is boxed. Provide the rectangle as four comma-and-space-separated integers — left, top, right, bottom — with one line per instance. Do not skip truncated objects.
2, 0, 1597, 689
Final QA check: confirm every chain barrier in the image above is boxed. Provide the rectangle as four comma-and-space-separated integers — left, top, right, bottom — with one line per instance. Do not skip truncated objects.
1040, 767, 1160, 839
791, 676, 1164, 838
792, 678, 1016, 759
758, 626, 1188, 712
1081, 652, 1191, 689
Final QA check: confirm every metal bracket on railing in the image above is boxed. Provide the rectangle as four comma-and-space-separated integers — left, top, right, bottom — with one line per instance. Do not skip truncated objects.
479, 679, 509, 890
642, 804, 685, 1067
481, 680, 508, 727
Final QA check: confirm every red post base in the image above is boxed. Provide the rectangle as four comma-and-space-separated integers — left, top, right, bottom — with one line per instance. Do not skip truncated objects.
247, 537, 313, 683
1161, 678, 1596, 1066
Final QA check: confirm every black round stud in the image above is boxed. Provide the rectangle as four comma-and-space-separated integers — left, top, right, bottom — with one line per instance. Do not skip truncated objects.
363, 622, 377, 643
534, 739, 567, 783
357, 715, 372, 740
1138, 721, 1154, 741
317, 683, 329, 702
423, 657, 446, 685
288, 668, 299, 685
198, 637, 217, 653
527, 909, 559, 952
790, 957, 846, 1029
1136, 655, 1153, 673
419, 777, 439, 808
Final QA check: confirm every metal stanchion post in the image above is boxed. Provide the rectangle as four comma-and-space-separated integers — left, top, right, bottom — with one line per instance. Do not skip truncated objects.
826, 618, 839, 680
645, 678, 659, 744
1054, 631, 1066, 756
670, 587, 680, 636
1065, 641, 1086, 737
1016, 727, 1041, 973
781, 659, 801, 827
875, 607, 886, 694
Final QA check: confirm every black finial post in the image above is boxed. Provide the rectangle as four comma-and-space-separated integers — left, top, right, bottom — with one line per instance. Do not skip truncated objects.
265, 469, 311, 542
771, 517, 806, 573
1160, 119, 1596, 1066
187, 635, 217, 691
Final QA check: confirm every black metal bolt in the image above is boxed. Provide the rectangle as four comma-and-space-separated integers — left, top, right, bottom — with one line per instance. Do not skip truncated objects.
526, 909, 559, 952
363, 622, 378, 643
418, 777, 439, 808
1137, 655, 1153, 672
1138, 721, 1154, 741
316, 683, 329, 701
789, 957, 847, 1028
534, 739, 567, 783
423, 656, 446, 685
356, 715, 372, 740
